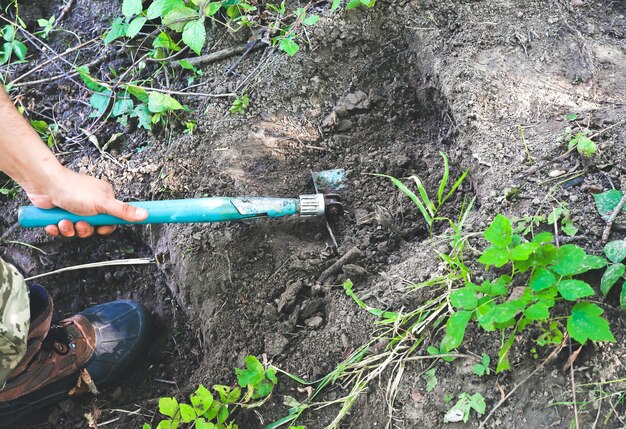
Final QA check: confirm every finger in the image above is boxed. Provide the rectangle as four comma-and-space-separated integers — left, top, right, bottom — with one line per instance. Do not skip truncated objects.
45, 225, 59, 237
58, 219, 75, 237
100, 199, 148, 223
96, 225, 117, 236
75, 221, 95, 238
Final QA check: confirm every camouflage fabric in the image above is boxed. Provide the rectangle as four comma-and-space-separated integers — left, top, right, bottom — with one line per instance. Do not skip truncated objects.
0, 258, 29, 389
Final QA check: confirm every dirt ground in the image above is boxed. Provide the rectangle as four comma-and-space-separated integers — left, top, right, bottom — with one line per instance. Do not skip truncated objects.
2, 0, 626, 428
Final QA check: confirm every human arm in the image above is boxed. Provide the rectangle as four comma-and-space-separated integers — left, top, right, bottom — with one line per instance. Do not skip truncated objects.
0, 87, 147, 237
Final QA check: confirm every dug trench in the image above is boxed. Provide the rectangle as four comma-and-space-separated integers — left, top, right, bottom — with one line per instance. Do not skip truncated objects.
1, 0, 626, 428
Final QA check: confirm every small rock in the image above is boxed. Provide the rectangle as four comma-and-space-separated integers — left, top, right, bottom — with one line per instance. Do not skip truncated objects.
264, 332, 289, 356
336, 119, 353, 132
334, 90, 370, 113
277, 281, 303, 314
342, 264, 367, 279
299, 298, 324, 320
305, 316, 324, 329
549, 170, 565, 177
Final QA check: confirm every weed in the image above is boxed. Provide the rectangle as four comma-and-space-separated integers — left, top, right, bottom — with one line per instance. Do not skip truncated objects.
145, 355, 277, 429
230, 95, 249, 115
36, 16, 55, 39
0, 24, 27, 65
184, 120, 197, 135
558, 116, 597, 157
472, 354, 491, 377
444, 392, 486, 423
422, 368, 437, 392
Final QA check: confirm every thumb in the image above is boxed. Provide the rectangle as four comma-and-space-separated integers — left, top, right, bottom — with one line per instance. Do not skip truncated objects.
101, 199, 148, 223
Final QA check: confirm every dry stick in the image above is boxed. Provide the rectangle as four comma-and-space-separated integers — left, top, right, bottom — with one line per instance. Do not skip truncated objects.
10, 38, 98, 84
479, 340, 565, 429
601, 191, 626, 245
569, 339, 580, 429
14, 55, 110, 88
171, 41, 266, 69
25, 258, 154, 281
56, 0, 77, 22
317, 247, 363, 284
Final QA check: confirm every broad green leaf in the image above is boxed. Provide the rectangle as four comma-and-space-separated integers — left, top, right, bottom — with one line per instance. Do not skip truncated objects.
124, 84, 149, 102
163, 6, 198, 32
477, 246, 508, 267
575, 135, 596, 156
30, 120, 48, 134
483, 300, 525, 325
469, 392, 486, 415
156, 420, 179, 429
77, 66, 106, 92
89, 90, 112, 115
236, 355, 265, 387
534, 243, 557, 265
204, 2, 222, 16
532, 232, 553, 243
346, 0, 363, 9
529, 268, 556, 291
441, 311, 472, 351
279, 37, 299, 56
450, 288, 478, 310
604, 240, 626, 264
497, 330, 516, 372
104, 17, 128, 44
153, 31, 181, 51
131, 104, 152, 129
567, 302, 615, 344
158, 397, 179, 418
601, 263, 625, 296
510, 242, 539, 261
182, 17, 206, 55
217, 404, 228, 424
266, 367, 278, 384
12, 41, 26, 60
423, 368, 437, 392
594, 190, 625, 220
111, 96, 134, 117
558, 279, 594, 301
483, 214, 512, 247
552, 244, 585, 276
190, 385, 213, 414
196, 419, 215, 429
148, 92, 183, 113
147, 0, 164, 19
572, 255, 607, 275
561, 218, 578, 236
331, 0, 341, 10
524, 301, 552, 321
303, 15, 320, 25
179, 404, 196, 423
122, 0, 143, 17
126, 16, 147, 39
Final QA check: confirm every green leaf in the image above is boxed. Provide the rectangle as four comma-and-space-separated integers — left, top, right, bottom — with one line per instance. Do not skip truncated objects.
125, 84, 149, 102
529, 268, 556, 291
195, 418, 215, 429
204, 2, 223, 16
484, 301, 525, 325
163, 5, 198, 32
12, 41, 26, 60
153, 31, 181, 51
524, 301, 552, 321
217, 404, 228, 424
604, 240, 626, 264
213, 385, 241, 404
552, 244, 585, 276
510, 242, 539, 261
572, 255, 607, 275
111, 96, 134, 117
131, 104, 152, 130
89, 90, 112, 115
532, 232, 553, 243
558, 279, 594, 301
567, 302, 615, 344
303, 15, 320, 25
441, 311, 472, 352
158, 397, 179, 418
190, 385, 213, 414
450, 288, 478, 310
423, 368, 437, 392
182, 17, 206, 55
157, 420, 179, 429
534, 243, 557, 266
621, 284, 626, 311
104, 17, 128, 44
266, 367, 278, 384
148, 92, 183, 113
477, 246, 509, 267
77, 66, 106, 92
278, 37, 299, 56
122, 0, 143, 17
483, 214, 512, 247
575, 134, 596, 156
179, 404, 196, 423
236, 355, 265, 387
561, 218, 578, 236
331, 0, 341, 10
146, 0, 164, 19
594, 190, 625, 220
30, 120, 48, 134
601, 263, 625, 296
126, 16, 147, 39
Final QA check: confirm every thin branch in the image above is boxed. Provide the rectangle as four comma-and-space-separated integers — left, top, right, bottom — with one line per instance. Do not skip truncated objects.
25, 258, 154, 281
601, 190, 626, 245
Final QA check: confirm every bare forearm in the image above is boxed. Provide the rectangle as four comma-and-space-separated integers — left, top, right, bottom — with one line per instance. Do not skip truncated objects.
0, 87, 63, 191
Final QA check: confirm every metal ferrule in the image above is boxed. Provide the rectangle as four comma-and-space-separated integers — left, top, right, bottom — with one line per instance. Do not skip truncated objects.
299, 194, 325, 217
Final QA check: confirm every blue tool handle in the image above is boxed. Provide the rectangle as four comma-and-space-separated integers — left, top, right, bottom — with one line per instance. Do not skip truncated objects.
18, 197, 300, 228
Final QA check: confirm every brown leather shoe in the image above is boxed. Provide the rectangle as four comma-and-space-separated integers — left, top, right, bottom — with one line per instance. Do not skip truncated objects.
0, 286, 96, 401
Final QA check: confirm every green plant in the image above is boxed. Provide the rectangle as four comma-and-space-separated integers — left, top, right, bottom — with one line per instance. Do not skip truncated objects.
146, 355, 277, 429
230, 94, 249, 115
29, 119, 59, 148
547, 205, 578, 237
422, 368, 437, 392
331, 0, 377, 11
36, 16, 55, 39
443, 392, 486, 423
184, 120, 197, 135
558, 119, 596, 157
441, 214, 614, 372
0, 24, 27, 65
472, 354, 491, 377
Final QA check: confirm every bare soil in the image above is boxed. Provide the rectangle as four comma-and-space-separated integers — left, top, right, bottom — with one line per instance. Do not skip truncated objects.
1, 0, 626, 428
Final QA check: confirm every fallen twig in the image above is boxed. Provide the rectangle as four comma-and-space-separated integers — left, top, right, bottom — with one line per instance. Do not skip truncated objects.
317, 246, 362, 284
601, 190, 626, 245
57, 0, 77, 22
25, 258, 154, 281
171, 41, 266, 69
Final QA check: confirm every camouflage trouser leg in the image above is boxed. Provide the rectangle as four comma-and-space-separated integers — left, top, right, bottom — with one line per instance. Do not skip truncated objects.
0, 258, 29, 389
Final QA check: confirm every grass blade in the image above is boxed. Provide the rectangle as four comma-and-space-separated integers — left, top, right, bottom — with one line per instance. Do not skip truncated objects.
437, 151, 449, 206
443, 169, 469, 205
375, 173, 432, 225
410, 174, 435, 217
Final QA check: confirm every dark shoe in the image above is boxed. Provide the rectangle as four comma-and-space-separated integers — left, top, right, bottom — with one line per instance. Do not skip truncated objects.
0, 291, 151, 424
